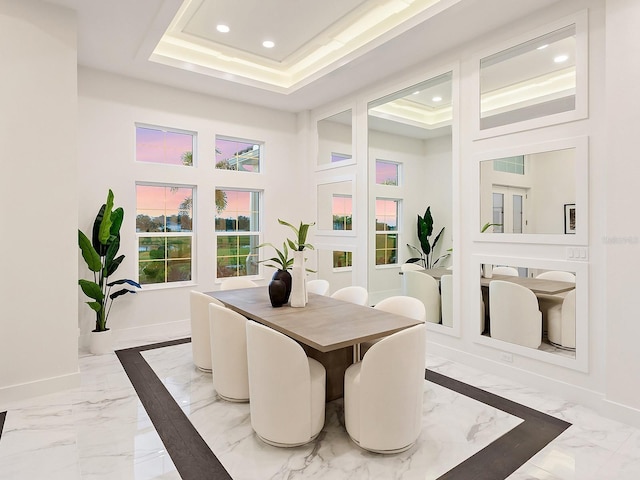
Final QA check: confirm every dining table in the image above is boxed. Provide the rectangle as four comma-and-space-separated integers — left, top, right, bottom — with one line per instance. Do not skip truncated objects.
206, 287, 422, 401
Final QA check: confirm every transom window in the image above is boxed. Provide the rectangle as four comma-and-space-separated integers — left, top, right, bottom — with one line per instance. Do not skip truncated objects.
376, 160, 400, 185
333, 251, 353, 269
136, 184, 194, 285
136, 125, 195, 166
375, 198, 399, 266
215, 136, 262, 173
215, 189, 261, 278
493, 155, 525, 174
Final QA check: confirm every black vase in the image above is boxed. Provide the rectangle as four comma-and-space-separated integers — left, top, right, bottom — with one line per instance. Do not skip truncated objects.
271, 269, 292, 303
268, 279, 288, 307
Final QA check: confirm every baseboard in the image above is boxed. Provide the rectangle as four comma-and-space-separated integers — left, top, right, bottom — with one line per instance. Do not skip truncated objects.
425, 341, 640, 428
0, 372, 80, 410
78, 319, 191, 351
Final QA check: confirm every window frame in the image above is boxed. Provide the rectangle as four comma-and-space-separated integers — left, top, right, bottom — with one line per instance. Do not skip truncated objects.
135, 123, 197, 167
135, 182, 196, 289
215, 135, 263, 174
374, 197, 400, 267
214, 187, 263, 281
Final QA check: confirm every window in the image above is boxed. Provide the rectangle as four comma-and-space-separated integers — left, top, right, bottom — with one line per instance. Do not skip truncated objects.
215, 189, 261, 278
215, 136, 262, 172
136, 185, 193, 285
333, 251, 353, 269
375, 199, 399, 265
136, 125, 195, 166
376, 160, 400, 185
493, 155, 525, 174
332, 195, 352, 230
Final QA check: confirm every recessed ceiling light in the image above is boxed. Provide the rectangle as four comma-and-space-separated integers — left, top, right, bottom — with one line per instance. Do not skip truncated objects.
554, 54, 569, 63
432, 96, 442, 102
537, 44, 549, 50
216, 24, 230, 33
262, 40, 275, 49
413, 91, 420, 95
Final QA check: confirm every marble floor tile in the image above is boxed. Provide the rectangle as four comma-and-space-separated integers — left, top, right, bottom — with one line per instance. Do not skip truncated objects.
1, 332, 640, 479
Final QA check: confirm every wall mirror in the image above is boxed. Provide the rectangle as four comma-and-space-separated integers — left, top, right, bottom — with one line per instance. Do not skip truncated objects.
366, 71, 454, 321
316, 179, 355, 235
479, 147, 575, 235
474, 11, 587, 138
475, 137, 588, 245
317, 109, 353, 167
475, 257, 587, 372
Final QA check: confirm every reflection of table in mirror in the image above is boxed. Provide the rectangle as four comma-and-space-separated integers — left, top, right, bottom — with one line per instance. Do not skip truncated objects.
206, 287, 421, 401
419, 268, 575, 295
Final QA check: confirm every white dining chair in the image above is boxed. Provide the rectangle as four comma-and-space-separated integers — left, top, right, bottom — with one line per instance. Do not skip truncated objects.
536, 271, 576, 283
489, 280, 542, 348
492, 266, 519, 276
189, 291, 224, 372
360, 295, 426, 357
547, 289, 576, 349
209, 303, 250, 402
402, 270, 440, 324
330, 286, 369, 306
344, 323, 426, 453
306, 279, 330, 296
400, 263, 423, 272
245, 321, 326, 447
220, 277, 258, 290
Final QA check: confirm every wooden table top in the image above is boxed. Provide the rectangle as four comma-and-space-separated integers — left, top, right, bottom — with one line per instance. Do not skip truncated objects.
206, 287, 421, 353
417, 268, 575, 295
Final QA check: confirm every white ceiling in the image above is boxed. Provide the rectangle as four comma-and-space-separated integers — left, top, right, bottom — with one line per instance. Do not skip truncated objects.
44, 0, 563, 112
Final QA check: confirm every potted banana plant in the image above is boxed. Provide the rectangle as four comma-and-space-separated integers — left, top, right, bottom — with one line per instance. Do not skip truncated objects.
278, 219, 315, 307
78, 189, 140, 354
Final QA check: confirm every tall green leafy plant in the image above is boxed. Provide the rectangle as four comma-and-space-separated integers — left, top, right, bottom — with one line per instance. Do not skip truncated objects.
78, 190, 140, 332
278, 219, 315, 251
406, 206, 448, 269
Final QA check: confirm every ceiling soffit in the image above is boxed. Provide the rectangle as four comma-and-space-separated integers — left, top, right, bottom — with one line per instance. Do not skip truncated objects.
150, 0, 460, 93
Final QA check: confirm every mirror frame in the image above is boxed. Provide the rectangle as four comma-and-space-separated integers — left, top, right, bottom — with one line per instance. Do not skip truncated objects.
472, 254, 588, 372
471, 10, 588, 139
313, 105, 356, 171
315, 175, 357, 236
473, 136, 588, 246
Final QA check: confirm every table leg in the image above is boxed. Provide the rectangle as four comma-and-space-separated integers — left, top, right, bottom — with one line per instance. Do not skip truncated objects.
302, 345, 354, 401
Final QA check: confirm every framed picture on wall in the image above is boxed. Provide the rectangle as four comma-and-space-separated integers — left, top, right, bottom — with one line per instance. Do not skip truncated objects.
564, 204, 576, 234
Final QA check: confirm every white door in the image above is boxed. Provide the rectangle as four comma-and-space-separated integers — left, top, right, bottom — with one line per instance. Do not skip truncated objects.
492, 186, 528, 233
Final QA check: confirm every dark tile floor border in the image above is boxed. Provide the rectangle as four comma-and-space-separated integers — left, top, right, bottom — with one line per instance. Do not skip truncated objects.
116, 338, 571, 480
0, 411, 6, 440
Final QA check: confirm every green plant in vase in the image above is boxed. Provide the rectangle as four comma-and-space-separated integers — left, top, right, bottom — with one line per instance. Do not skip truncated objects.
406, 206, 448, 269
278, 219, 315, 307
78, 189, 140, 332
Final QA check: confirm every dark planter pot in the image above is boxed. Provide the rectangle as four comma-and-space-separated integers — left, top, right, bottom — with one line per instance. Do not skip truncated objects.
271, 269, 292, 302
269, 279, 288, 307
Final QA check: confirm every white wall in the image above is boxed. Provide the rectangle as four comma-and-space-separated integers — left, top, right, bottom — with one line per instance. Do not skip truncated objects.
0, 1, 79, 403
77, 68, 304, 340
604, 0, 640, 417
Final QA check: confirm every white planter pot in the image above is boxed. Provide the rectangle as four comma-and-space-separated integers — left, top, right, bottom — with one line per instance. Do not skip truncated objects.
89, 329, 113, 355
290, 251, 307, 308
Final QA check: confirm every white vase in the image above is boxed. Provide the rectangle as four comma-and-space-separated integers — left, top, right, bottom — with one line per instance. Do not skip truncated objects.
290, 251, 307, 307
89, 329, 113, 355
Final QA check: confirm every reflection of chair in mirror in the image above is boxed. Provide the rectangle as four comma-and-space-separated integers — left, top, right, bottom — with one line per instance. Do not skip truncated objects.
220, 277, 258, 290
535, 271, 575, 342
344, 324, 426, 453
440, 275, 453, 327
209, 303, 249, 402
400, 263, 423, 272
489, 281, 542, 348
547, 289, 576, 349
307, 279, 330, 296
190, 291, 224, 372
245, 321, 326, 447
331, 286, 369, 306
492, 266, 519, 276
402, 270, 440, 324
